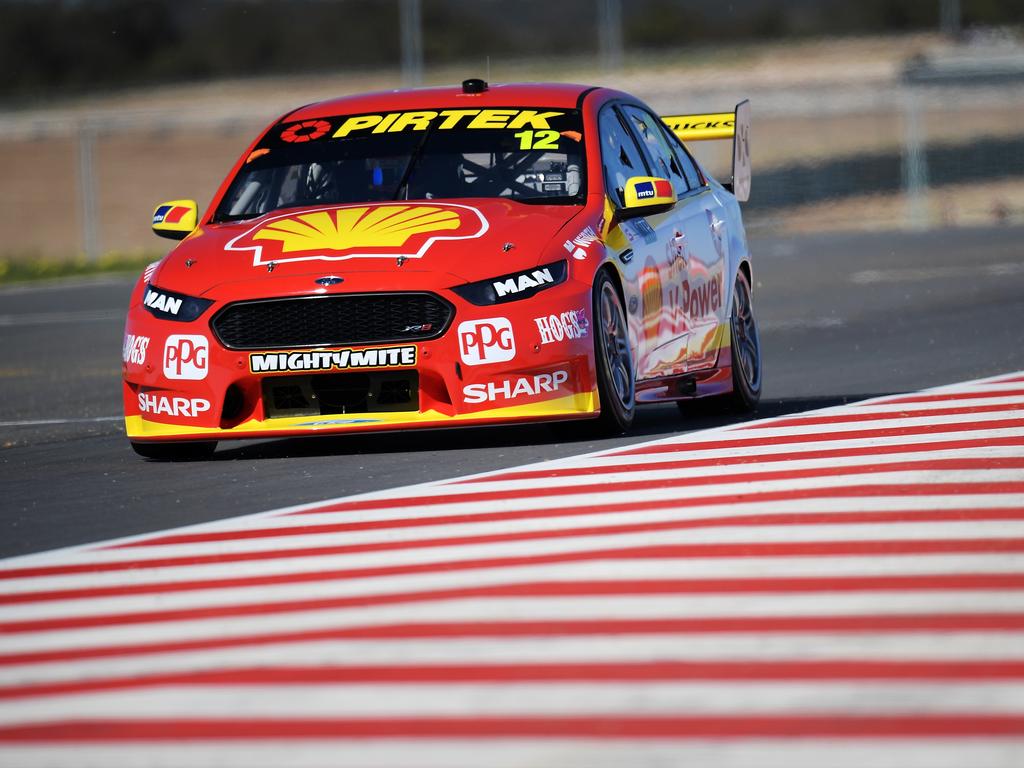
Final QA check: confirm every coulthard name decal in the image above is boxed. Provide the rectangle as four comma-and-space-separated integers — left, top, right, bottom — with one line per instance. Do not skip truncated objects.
249, 345, 416, 374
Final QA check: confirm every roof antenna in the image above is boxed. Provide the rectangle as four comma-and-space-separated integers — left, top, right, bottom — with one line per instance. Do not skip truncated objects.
486, 55, 490, 82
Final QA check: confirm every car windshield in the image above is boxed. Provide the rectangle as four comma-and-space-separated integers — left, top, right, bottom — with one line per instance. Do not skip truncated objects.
213, 106, 585, 222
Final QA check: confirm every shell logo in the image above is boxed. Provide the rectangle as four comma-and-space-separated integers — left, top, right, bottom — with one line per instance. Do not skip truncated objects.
226, 202, 489, 267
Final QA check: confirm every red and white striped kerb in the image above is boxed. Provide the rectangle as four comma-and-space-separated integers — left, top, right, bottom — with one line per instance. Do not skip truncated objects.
2, 372, 1024, 767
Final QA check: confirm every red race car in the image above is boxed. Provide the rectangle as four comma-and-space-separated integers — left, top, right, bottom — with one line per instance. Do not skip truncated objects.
124, 79, 759, 459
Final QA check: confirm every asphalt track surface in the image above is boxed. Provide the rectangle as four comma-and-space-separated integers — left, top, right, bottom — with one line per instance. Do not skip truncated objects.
2, 225, 1023, 557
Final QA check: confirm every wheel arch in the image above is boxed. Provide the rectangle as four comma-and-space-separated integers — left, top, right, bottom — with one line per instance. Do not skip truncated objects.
738, 259, 752, 291
590, 262, 636, 432
596, 259, 627, 310
594, 259, 636, 369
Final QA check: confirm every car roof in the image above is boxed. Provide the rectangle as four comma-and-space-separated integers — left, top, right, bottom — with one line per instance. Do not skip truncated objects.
285, 82, 599, 123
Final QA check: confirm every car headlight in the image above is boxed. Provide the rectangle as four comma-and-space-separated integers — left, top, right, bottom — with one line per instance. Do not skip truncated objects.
451, 260, 568, 306
142, 284, 214, 322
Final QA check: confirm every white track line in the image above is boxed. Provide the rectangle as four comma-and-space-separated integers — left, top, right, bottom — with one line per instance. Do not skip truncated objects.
5, 741, 1022, 768
5, 591, 1024, 657
7, 631, 1024, 687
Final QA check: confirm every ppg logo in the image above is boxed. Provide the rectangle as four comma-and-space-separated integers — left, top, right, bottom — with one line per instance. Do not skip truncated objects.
163, 334, 209, 380
457, 318, 515, 366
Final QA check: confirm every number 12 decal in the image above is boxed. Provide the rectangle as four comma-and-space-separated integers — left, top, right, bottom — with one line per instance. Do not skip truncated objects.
513, 130, 559, 150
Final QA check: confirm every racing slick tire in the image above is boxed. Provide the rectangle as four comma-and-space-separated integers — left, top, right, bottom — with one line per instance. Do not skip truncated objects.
593, 270, 636, 433
678, 268, 761, 416
547, 270, 635, 440
130, 440, 217, 461
724, 268, 762, 412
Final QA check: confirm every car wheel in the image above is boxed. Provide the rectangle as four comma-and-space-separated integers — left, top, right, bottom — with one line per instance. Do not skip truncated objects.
678, 268, 761, 416
728, 268, 762, 411
130, 440, 217, 461
593, 270, 636, 433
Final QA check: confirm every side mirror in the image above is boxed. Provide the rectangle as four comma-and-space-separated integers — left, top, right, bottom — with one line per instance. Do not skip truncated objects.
620, 177, 676, 219
151, 200, 198, 241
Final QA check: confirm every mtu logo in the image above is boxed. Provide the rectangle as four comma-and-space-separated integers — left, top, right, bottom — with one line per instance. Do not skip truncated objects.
152, 204, 191, 224
634, 179, 673, 199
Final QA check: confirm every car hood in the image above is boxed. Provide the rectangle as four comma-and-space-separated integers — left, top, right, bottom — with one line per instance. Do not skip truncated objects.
149, 199, 584, 299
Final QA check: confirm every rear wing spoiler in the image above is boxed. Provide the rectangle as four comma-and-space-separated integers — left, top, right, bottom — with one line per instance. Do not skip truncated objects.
661, 100, 750, 202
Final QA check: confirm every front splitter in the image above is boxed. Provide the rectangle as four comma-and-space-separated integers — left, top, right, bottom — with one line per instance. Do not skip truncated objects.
125, 391, 599, 442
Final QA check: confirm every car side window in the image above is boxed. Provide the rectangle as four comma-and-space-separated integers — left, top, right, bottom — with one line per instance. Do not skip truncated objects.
657, 121, 704, 190
598, 105, 649, 208
622, 105, 691, 196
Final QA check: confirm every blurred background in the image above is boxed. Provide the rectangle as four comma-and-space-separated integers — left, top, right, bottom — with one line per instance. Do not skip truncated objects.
0, 0, 1022, 274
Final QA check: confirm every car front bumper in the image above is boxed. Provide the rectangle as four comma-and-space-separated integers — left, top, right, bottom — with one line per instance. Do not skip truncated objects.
122, 279, 599, 443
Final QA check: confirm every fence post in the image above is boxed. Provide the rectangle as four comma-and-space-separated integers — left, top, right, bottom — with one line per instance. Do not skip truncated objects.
400, 0, 424, 87
598, 0, 623, 73
940, 0, 961, 37
901, 90, 930, 230
76, 121, 100, 260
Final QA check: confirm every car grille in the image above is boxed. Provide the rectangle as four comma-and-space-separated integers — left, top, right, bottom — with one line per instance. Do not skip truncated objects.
262, 372, 419, 417
211, 293, 453, 350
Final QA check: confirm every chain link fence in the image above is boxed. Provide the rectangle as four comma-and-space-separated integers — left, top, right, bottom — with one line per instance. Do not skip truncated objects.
1, 33, 1022, 259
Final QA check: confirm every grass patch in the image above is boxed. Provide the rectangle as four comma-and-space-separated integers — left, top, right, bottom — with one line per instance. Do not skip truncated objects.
0, 251, 163, 285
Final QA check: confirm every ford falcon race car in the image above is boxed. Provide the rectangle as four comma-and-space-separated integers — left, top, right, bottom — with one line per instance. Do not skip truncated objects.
124, 79, 760, 459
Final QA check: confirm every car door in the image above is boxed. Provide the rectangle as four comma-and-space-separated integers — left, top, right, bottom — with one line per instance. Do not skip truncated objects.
623, 105, 730, 373
598, 103, 687, 381
664, 124, 731, 371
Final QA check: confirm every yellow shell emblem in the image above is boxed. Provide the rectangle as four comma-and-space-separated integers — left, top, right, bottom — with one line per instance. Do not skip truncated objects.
253, 205, 463, 253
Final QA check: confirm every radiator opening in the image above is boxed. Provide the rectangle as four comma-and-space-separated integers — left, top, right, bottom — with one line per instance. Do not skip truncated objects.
262, 371, 419, 418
